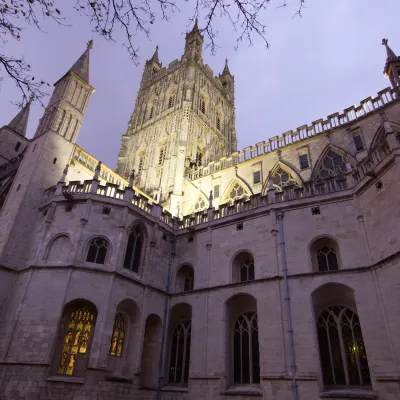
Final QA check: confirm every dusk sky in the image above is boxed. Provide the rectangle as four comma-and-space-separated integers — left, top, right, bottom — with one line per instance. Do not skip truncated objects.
1, 0, 399, 169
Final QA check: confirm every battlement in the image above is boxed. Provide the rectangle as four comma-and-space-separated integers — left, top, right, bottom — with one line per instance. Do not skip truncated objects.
186, 87, 398, 180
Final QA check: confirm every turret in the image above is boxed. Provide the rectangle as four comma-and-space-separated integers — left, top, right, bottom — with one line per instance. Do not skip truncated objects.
219, 59, 235, 102
34, 40, 95, 142
383, 38, 400, 88
184, 18, 204, 61
140, 46, 162, 89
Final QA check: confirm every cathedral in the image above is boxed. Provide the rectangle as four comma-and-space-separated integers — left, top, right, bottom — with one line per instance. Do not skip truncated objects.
0, 20, 400, 400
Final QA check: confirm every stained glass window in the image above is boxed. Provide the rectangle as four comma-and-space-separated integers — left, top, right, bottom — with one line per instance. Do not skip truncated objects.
86, 238, 108, 264
57, 305, 95, 376
317, 151, 346, 180
233, 312, 260, 384
240, 259, 255, 282
109, 313, 127, 357
123, 225, 144, 273
169, 319, 191, 384
317, 306, 371, 387
272, 168, 299, 192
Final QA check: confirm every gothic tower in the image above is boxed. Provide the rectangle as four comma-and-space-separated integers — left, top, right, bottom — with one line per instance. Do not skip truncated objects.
116, 20, 237, 215
0, 42, 94, 268
383, 38, 400, 88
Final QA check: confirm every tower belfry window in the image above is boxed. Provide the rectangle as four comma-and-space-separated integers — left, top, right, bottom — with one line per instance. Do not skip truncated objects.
159, 146, 166, 165
168, 93, 176, 109
200, 96, 206, 114
149, 105, 154, 120
216, 114, 221, 130
195, 149, 203, 167
138, 155, 145, 176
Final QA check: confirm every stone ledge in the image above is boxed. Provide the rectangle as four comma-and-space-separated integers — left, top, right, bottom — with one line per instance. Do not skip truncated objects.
375, 375, 400, 382
320, 389, 376, 399
161, 386, 188, 393
47, 376, 84, 384
261, 375, 317, 381
221, 387, 262, 397
104, 374, 133, 383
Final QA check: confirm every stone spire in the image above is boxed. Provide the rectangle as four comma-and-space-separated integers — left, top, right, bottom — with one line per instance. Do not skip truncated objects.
382, 38, 400, 88
222, 58, 231, 75
7, 98, 32, 137
190, 17, 199, 34
150, 46, 160, 64
66, 39, 93, 83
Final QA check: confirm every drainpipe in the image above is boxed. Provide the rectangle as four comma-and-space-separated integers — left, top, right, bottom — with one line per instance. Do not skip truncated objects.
277, 211, 299, 400
156, 235, 175, 400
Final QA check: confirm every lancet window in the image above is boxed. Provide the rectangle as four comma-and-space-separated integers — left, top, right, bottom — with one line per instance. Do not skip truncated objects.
138, 155, 144, 176
317, 246, 339, 272
109, 312, 127, 357
200, 95, 206, 114
159, 146, 166, 165
148, 105, 155, 120
123, 224, 145, 273
317, 306, 371, 387
86, 238, 108, 264
168, 93, 176, 109
57, 304, 96, 376
240, 259, 255, 282
233, 312, 260, 384
169, 319, 191, 384
195, 149, 203, 167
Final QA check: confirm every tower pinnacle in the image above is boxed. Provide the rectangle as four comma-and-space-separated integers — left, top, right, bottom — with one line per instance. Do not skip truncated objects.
222, 59, 231, 75
150, 46, 160, 63
61, 40, 93, 84
382, 38, 400, 88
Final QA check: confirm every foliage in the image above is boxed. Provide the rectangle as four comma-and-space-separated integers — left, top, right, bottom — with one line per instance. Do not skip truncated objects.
0, 0, 305, 105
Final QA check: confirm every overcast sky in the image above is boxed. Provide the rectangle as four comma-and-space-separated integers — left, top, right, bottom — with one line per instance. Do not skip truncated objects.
1, 0, 399, 169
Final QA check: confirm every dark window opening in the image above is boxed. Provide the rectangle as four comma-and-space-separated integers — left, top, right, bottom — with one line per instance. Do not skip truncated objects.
15, 142, 21, 151
317, 247, 338, 272
53, 158, 57, 165
312, 207, 321, 215
236, 222, 244, 231
123, 225, 144, 273
353, 134, 364, 152
240, 260, 254, 282
213, 185, 220, 198
169, 319, 191, 384
299, 153, 309, 169
253, 171, 261, 184
86, 238, 108, 264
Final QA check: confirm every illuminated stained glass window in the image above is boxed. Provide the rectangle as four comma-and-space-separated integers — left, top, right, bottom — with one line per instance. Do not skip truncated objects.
109, 313, 127, 357
317, 306, 371, 387
272, 168, 299, 192
57, 305, 95, 376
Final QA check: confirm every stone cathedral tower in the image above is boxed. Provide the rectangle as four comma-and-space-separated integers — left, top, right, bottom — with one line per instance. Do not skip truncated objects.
116, 20, 237, 215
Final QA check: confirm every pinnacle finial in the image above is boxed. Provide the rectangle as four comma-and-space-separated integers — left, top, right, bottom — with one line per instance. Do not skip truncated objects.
151, 45, 160, 63
223, 58, 231, 74
382, 38, 388, 46
87, 39, 94, 50
382, 37, 397, 61
190, 17, 199, 33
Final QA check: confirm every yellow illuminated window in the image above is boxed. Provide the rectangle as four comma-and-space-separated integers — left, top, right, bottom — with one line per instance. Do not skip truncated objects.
109, 313, 127, 357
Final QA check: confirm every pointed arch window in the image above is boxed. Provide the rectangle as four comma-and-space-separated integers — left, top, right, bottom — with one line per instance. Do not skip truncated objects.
317, 247, 338, 272
86, 238, 108, 264
195, 148, 203, 167
169, 319, 191, 384
148, 105, 155, 120
317, 151, 346, 180
272, 168, 299, 192
159, 144, 167, 165
234, 312, 260, 384
240, 259, 255, 282
216, 112, 222, 131
57, 304, 96, 376
168, 92, 176, 109
123, 224, 145, 273
194, 197, 206, 212
317, 306, 371, 387
138, 153, 145, 176
228, 182, 248, 202
200, 95, 206, 114
109, 312, 127, 357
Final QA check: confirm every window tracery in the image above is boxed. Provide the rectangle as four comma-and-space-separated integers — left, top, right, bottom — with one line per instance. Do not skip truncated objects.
240, 259, 255, 282
317, 306, 371, 387
109, 312, 127, 357
317, 151, 346, 180
228, 182, 247, 202
194, 197, 206, 212
57, 305, 95, 376
123, 224, 145, 273
317, 246, 338, 272
234, 312, 260, 384
86, 238, 108, 264
169, 319, 191, 384
272, 168, 299, 192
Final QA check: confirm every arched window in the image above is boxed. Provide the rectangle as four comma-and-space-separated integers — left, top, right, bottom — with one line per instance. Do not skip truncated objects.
311, 237, 341, 272
317, 306, 371, 387
234, 312, 260, 384
232, 252, 255, 283
169, 319, 191, 384
195, 148, 203, 167
200, 95, 206, 114
216, 112, 222, 130
138, 154, 145, 176
46, 235, 71, 262
158, 145, 166, 165
123, 224, 145, 273
272, 167, 299, 192
194, 196, 206, 212
148, 105, 155, 120
56, 302, 97, 376
109, 312, 127, 357
317, 150, 346, 180
229, 183, 246, 202
86, 237, 108, 264
176, 265, 194, 292
168, 92, 176, 109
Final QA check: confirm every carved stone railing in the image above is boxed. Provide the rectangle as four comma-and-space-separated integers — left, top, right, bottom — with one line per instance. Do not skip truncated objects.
353, 141, 391, 184
0, 151, 25, 181
186, 87, 398, 181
